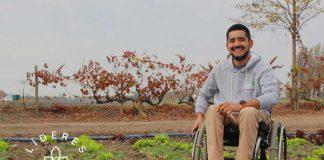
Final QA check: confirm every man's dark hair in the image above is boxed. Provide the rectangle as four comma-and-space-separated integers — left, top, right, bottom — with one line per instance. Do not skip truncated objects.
226, 24, 251, 41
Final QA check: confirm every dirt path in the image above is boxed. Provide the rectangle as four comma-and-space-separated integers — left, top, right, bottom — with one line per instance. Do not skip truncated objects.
271, 115, 324, 131
1, 114, 324, 137
0, 121, 192, 137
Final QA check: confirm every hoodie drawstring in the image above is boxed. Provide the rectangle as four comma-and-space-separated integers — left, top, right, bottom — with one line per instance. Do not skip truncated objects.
245, 69, 247, 101
230, 69, 233, 99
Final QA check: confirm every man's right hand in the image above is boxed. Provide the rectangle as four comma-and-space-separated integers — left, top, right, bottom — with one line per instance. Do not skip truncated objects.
191, 112, 204, 133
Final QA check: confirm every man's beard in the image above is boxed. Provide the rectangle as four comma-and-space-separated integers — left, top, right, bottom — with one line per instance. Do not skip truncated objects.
230, 46, 250, 61
231, 50, 249, 61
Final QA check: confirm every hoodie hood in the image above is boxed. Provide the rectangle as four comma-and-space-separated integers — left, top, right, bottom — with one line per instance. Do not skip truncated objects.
227, 51, 261, 73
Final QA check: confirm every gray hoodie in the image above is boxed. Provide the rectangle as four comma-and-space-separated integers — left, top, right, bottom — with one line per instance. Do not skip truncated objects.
195, 52, 280, 116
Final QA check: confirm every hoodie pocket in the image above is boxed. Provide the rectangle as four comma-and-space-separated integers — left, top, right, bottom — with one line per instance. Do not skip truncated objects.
244, 80, 255, 100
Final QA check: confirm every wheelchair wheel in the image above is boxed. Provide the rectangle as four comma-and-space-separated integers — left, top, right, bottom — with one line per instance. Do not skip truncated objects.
253, 135, 268, 160
269, 121, 287, 160
192, 122, 208, 160
253, 136, 262, 160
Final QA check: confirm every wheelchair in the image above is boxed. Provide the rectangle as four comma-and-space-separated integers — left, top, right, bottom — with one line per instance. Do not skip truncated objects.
192, 120, 287, 160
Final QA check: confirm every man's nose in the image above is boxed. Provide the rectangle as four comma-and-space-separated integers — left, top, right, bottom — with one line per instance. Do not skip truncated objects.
234, 40, 241, 46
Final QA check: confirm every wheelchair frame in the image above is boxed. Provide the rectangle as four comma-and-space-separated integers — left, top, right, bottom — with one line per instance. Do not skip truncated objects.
192, 120, 287, 160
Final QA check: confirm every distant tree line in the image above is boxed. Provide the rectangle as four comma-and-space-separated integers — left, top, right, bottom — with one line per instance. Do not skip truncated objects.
27, 51, 284, 115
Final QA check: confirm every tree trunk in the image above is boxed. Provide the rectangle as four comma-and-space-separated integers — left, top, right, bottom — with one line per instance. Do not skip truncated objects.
291, 41, 299, 111
35, 65, 39, 117
133, 101, 147, 117
120, 103, 124, 115
22, 82, 26, 108
290, 0, 299, 111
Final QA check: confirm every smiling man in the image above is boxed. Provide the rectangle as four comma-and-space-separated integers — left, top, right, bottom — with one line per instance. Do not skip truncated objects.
191, 24, 280, 160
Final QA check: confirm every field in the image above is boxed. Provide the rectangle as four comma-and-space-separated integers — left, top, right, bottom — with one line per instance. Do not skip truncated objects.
0, 100, 324, 159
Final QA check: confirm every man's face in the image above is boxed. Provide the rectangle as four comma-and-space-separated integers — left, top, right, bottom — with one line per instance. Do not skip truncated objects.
226, 30, 253, 61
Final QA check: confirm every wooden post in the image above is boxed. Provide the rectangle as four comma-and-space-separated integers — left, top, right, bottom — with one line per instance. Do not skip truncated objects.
35, 65, 39, 117
22, 82, 26, 108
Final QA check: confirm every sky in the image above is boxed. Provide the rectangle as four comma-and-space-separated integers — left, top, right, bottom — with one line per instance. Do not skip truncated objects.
0, 0, 323, 97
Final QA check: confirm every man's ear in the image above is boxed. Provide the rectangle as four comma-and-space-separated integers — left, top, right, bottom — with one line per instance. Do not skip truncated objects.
249, 40, 254, 48
226, 42, 230, 51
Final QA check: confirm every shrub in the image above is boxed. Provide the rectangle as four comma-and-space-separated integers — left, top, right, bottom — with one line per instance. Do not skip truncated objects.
308, 134, 324, 145
42, 135, 54, 145
173, 142, 192, 153
296, 130, 306, 138
133, 135, 192, 160
153, 134, 170, 145
288, 138, 308, 149
73, 135, 119, 159
304, 148, 324, 160
0, 140, 10, 160
76, 135, 103, 153
96, 152, 113, 160
133, 139, 154, 150
224, 151, 231, 158
0, 140, 10, 152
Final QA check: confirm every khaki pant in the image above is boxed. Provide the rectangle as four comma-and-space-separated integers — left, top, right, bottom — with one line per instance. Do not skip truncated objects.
205, 105, 270, 160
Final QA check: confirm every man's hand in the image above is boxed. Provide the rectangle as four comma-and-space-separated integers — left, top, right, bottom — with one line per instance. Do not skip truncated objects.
218, 102, 243, 117
191, 112, 203, 133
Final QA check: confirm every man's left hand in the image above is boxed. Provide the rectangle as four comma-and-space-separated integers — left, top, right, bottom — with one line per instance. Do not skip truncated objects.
218, 102, 243, 117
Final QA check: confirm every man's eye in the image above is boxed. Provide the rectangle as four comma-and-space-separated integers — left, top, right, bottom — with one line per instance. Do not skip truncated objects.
238, 38, 246, 41
229, 39, 235, 43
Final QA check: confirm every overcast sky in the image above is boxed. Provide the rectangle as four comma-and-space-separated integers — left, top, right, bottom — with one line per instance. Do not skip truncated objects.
0, 0, 323, 96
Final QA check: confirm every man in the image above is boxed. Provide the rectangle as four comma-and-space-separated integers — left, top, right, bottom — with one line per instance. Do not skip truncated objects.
191, 24, 280, 160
